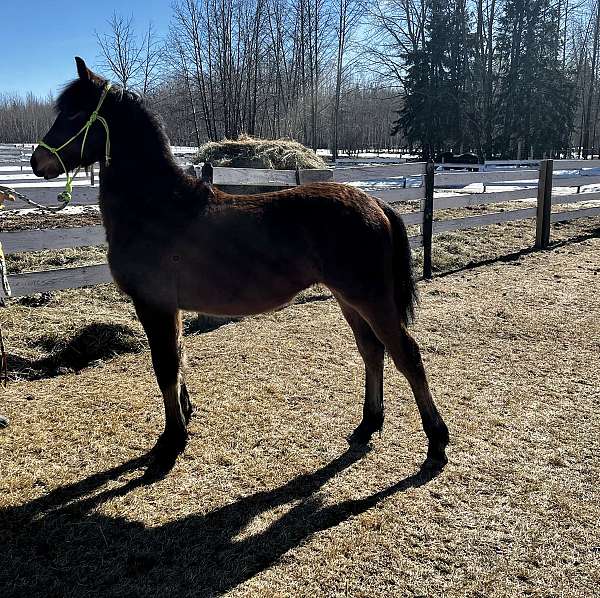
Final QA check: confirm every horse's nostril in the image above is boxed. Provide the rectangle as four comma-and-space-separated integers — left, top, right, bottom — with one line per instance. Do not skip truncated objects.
30, 151, 45, 177
31, 148, 61, 179
30, 156, 41, 176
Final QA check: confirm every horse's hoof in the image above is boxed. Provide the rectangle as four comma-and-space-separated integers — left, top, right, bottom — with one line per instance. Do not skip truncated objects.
144, 451, 179, 481
150, 429, 187, 454
347, 423, 374, 446
145, 431, 187, 480
422, 445, 448, 475
347, 413, 384, 446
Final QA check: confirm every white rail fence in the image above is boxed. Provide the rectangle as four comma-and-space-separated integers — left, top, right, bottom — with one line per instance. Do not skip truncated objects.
1, 156, 600, 297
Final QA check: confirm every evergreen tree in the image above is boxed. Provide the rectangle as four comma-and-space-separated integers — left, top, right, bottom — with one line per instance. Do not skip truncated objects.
392, 0, 473, 158
495, 0, 575, 157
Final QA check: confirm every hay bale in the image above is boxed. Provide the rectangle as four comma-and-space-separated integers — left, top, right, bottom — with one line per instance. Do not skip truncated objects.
194, 135, 327, 194
194, 134, 327, 170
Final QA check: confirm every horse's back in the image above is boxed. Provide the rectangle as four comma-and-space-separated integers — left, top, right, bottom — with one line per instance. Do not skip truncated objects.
210, 182, 395, 297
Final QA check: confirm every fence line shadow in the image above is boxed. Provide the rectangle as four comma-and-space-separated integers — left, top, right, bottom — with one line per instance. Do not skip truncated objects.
430, 224, 600, 280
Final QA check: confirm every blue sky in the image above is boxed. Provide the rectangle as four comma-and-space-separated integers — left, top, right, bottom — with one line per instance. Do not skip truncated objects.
1, 0, 172, 97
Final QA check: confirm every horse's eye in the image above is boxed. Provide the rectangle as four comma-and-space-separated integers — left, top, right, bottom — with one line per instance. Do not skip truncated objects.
66, 111, 85, 121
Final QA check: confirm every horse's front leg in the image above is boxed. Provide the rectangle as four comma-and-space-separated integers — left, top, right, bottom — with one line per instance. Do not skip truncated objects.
134, 300, 191, 476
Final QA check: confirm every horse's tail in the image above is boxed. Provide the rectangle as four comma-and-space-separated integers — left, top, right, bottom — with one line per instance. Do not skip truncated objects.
376, 199, 418, 325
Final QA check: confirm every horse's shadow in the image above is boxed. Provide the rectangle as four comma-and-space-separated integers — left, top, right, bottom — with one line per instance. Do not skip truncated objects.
0, 448, 442, 597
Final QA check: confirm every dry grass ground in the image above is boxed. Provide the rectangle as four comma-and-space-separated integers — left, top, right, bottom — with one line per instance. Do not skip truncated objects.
1, 231, 599, 597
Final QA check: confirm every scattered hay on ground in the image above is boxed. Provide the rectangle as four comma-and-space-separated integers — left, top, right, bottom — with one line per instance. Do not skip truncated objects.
194, 134, 328, 170
0, 285, 142, 380
0, 205, 102, 232
6, 245, 106, 274
7, 322, 145, 380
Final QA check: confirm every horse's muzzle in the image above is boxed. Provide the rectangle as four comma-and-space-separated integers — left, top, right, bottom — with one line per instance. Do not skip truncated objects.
31, 146, 62, 179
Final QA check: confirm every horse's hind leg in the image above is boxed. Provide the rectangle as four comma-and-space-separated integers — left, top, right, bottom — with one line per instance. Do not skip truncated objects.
337, 299, 385, 445
134, 300, 191, 475
358, 301, 449, 469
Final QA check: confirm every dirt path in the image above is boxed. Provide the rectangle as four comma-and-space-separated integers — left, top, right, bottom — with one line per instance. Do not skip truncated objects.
1, 237, 599, 597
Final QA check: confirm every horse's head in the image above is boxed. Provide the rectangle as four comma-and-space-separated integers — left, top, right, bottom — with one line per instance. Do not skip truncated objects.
31, 57, 111, 179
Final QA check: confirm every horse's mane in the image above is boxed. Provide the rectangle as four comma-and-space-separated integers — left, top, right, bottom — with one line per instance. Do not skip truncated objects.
55, 79, 172, 157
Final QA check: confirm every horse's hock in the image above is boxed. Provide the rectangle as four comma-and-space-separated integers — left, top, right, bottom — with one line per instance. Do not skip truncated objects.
194, 135, 328, 194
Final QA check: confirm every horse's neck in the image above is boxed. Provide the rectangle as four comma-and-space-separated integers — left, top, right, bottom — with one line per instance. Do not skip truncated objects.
99, 137, 181, 199
101, 104, 181, 190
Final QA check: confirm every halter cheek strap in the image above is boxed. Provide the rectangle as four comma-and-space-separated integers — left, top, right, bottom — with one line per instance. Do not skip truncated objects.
37, 82, 112, 204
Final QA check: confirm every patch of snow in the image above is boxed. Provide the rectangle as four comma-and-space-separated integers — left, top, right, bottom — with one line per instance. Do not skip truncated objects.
347, 179, 411, 189
0, 166, 30, 172
8, 179, 93, 189
0, 204, 100, 218
171, 146, 198, 154
0, 172, 89, 182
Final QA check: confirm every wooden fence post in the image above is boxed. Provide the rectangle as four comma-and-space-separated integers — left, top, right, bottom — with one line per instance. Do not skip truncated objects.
201, 162, 214, 184
422, 160, 435, 279
535, 159, 553, 249
90, 163, 95, 186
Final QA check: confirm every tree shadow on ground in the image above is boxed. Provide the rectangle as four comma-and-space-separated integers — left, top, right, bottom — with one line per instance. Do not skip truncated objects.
0, 448, 442, 597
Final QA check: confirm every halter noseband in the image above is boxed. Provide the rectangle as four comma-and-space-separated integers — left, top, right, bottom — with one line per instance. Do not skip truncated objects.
37, 82, 112, 204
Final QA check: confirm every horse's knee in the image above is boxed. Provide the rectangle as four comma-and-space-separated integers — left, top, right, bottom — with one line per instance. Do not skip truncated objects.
154, 357, 180, 390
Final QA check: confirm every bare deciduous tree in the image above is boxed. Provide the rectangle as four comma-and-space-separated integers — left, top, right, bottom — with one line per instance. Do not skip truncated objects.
7, 0, 600, 158
331, 0, 362, 159
96, 13, 144, 91
0, 92, 54, 143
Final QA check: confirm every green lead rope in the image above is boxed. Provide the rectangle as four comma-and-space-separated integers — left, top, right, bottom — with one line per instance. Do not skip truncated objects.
37, 82, 112, 204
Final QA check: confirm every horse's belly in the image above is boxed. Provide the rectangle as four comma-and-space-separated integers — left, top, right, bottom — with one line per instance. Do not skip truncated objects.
177, 289, 302, 316
106, 212, 320, 314
176, 279, 308, 316
174, 258, 315, 316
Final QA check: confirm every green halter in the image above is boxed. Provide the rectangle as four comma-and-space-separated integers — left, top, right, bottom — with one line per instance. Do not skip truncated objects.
37, 82, 112, 204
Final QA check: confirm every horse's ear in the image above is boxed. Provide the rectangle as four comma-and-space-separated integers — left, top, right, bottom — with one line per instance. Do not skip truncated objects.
75, 57, 91, 81
75, 57, 106, 86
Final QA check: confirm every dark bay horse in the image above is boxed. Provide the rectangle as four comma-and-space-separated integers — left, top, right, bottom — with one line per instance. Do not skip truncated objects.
31, 58, 449, 477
